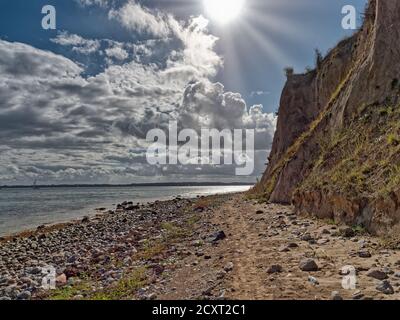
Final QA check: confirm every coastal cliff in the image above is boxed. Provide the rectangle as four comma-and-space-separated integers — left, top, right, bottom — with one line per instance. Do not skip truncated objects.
256, 0, 400, 235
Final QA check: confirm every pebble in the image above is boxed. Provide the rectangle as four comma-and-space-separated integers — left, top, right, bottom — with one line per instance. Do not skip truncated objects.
16, 291, 31, 300
340, 227, 355, 238
224, 262, 234, 272
278, 245, 290, 252
267, 265, 283, 274
301, 234, 314, 242
358, 250, 372, 258
316, 238, 329, 245
299, 259, 319, 272
376, 280, 394, 295
145, 293, 157, 300
331, 291, 343, 300
352, 292, 365, 300
367, 269, 388, 280
211, 231, 226, 243
308, 276, 319, 285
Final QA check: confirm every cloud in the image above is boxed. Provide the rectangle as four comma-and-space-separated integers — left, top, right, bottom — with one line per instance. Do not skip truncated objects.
51, 31, 101, 55
75, 0, 111, 8
178, 81, 277, 150
0, 2, 276, 185
105, 45, 129, 61
108, 0, 172, 37
250, 90, 270, 97
0, 40, 82, 78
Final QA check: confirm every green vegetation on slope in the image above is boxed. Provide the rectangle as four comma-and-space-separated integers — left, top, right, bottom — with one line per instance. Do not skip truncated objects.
299, 99, 400, 198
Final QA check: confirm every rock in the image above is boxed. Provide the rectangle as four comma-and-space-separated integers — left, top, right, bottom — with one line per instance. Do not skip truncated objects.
192, 240, 203, 247
31, 266, 42, 274
256, 210, 264, 215
125, 205, 140, 211
287, 242, 299, 248
376, 280, 394, 295
123, 256, 132, 265
278, 245, 290, 252
340, 227, 355, 238
202, 287, 213, 296
224, 262, 234, 272
331, 291, 343, 300
81, 216, 90, 223
358, 239, 367, 249
367, 269, 388, 280
299, 258, 319, 272
0, 296, 11, 300
352, 291, 364, 300
383, 267, 394, 275
64, 266, 80, 278
67, 255, 78, 263
316, 238, 329, 245
146, 293, 157, 300
394, 272, 400, 278
301, 234, 313, 241
38, 234, 46, 240
56, 273, 67, 285
267, 265, 283, 274
308, 276, 319, 285
20, 277, 33, 285
358, 250, 372, 258
151, 264, 164, 276
16, 291, 31, 300
211, 231, 226, 242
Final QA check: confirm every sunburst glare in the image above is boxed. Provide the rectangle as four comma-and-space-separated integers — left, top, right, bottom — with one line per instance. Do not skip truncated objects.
203, 0, 245, 24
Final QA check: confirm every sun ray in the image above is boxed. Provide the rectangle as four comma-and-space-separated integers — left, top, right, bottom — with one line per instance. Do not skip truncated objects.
238, 19, 294, 68
203, 0, 245, 25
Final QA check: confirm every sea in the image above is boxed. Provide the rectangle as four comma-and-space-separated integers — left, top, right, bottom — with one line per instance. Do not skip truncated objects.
0, 185, 251, 237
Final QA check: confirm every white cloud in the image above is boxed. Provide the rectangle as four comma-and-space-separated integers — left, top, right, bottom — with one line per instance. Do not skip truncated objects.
51, 31, 101, 55
250, 90, 270, 97
105, 44, 129, 61
75, 0, 110, 8
108, 0, 171, 37
0, 2, 276, 184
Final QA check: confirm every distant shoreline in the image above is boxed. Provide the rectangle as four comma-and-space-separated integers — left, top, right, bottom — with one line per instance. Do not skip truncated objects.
0, 182, 255, 189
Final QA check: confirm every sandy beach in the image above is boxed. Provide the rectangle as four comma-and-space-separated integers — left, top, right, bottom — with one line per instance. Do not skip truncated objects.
1, 192, 400, 300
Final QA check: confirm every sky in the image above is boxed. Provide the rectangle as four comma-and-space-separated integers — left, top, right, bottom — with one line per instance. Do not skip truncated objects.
0, 0, 367, 185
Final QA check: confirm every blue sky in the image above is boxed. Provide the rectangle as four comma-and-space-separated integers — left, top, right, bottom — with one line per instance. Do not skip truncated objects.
0, 0, 367, 184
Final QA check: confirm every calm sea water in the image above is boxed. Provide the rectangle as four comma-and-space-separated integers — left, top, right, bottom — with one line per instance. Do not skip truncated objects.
0, 185, 251, 236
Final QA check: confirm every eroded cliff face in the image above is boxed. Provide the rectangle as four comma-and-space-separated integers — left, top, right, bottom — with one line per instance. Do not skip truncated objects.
257, 0, 400, 235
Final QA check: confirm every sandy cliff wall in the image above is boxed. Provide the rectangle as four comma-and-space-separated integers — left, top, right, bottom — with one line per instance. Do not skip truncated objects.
257, 0, 400, 234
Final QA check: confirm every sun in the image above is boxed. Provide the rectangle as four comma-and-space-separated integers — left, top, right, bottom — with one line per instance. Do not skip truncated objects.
203, 0, 245, 25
